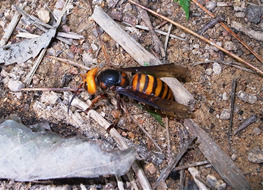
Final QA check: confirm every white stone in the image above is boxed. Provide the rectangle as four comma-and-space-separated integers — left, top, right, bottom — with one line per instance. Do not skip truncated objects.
8, 79, 25, 92
220, 109, 230, 120
212, 62, 222, 75
37, 8, 50, 24
40, 91, 59, 105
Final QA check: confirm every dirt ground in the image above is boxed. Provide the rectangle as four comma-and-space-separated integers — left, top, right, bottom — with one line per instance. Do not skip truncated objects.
0, 0, 263, 190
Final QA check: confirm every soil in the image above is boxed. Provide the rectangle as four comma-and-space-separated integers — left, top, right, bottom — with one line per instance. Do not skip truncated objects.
0, 0, 263, 190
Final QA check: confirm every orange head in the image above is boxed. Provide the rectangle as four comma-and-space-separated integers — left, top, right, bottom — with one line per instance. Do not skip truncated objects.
81, 68, 98, 95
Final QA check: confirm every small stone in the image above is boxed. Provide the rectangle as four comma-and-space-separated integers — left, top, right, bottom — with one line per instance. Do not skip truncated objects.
224, 41, 237, 51
82, 51, 97, 65
235, 12, 245, 18
40, 91, 59, 105
216, 180, 226, 190
37, 8, 50, 24
206, 68, 213, 76
206, 174, 217, 188
145, 163, 157, 175
252, 127, 261, 136
231, 153, 237, 161
124, 3, 132, 13
212, 62, 222, 75
234, 1, 246, 12
193, 44, 200, 49
246, 5, 263, 24
206, 1, 217, 11
55, 0, 66, 9
91, 43, 98, 51
180, 33, 186, 38
220, 109, 230, 120
8, 79, 25, 92
248, 147, 263, 163
222, 92, 228, 101
237, 91, 257, 104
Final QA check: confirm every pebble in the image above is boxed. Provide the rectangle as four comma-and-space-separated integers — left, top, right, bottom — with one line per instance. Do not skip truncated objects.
124, 3, 132, 13
252, 127, 261, 136
37, 8, 50, 24
219, 109, 230, 120
206, 174, 217, 188
215, 180, 226, 190
248, 147, 263, 163
7, 79, 25, 92
246, 5, 263, 24
212, 62, 222, 75
235, 12, 245, 18
234, 1, 245, 12
40, 91, 59, 105
206, 68, 213, 76
231, 153, 238, 161
82, 51, 97, 65
206, 1, 217, 11
55, 0, 65, 9
206, 174, 226, 189
224, 41, 237, 51
145, 163, 157, 175
222, 92, 228, 101
237, 91, 257, 104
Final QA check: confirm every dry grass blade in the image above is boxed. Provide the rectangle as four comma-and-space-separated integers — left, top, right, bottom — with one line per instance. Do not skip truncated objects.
47, 55, 91, 70
192, 0, 263, 63
153, 137, 197, 189
128, 0, 263, 76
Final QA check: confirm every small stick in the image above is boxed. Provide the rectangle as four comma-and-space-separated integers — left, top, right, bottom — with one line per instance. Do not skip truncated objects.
192, 0, 263, 63
136, 0, 165, 58
198, 15, 225, 35
179, 159, 185, 190
47, 55, 91, 70
95, 24, 111, 66
194, 175, 214, 190
128, 0, 263, 76
228, 79, 237, 150
115, 175, 125, 190
164, 23, 172, 51
153, 137, 197, 189
0, 4, 25, 46
191, 59, 254, 73
20, 87, 83, 92
133, 118, 162, 152
234, 115, 257, 135
123, 22, 186, 41
164, 117, 172, 161
188, 167, 209, 190
24, 48, 47, 85
173, 160, 210, 171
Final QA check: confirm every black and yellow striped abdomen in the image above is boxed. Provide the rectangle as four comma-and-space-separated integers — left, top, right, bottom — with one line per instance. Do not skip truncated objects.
132, 74, 174, 101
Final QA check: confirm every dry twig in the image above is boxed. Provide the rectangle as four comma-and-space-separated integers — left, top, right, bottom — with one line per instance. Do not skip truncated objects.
188, 167, 209, 190
0, 4, 26, 46
153, 137, 197, 189
173, 160, 210, 171
192, 0, 263, 63
136, 0, 165, 58
234, 115, 257, 135
128, 0, 263, 76
228, 79, 237, 150
123, 22, 186, 41
47, 55, 91, 70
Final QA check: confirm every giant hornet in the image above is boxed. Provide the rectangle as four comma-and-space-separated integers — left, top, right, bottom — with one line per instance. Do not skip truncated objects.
68, 64, 194, 119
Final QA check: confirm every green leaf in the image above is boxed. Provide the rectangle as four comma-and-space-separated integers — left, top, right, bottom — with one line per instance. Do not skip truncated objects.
144, 61, 150, 66
138, 105, 164, 126
175, 0, 191, 19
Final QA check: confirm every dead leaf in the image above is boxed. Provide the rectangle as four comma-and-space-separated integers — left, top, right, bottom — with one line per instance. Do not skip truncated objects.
0, 120, 136, 181
0, 29, 56, 65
